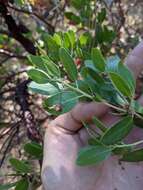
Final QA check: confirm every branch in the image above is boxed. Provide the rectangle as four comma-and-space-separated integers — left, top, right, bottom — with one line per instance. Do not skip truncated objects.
0, 48, 26, 59
8, 4, 54, 34
0, 2, 36, 55
15, 80, 42, 142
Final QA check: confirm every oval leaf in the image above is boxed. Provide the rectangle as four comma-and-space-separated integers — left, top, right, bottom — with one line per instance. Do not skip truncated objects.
91, 48, 106, 72
109, 72, 132, 97
101, 116, 133, 145
118, 63, 135, 93
28, 81, 60, 96
76, 145, 112, 166
24, 142, 43, 158
15, 179, 29, 190
28, 69, 50, 84
87, 68, 105, 84
121, 148, 143, 162
9, 158, 31, 173
44, 91, 79, 115
28, 55, 60, 77
106, 57, 135, 95
59, 47, 78, 81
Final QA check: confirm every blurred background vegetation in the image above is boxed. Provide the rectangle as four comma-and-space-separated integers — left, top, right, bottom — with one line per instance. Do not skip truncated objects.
0, 0, 143, 189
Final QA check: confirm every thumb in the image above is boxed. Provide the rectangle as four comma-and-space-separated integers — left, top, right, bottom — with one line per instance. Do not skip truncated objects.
50, 102, 108, 133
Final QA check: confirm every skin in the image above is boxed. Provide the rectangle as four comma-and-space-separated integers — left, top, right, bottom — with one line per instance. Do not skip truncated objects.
42, 42, 143, 190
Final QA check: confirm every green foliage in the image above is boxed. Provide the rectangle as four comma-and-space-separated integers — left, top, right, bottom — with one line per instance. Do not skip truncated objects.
76, 145, 112, 166
28, 55, 60, 78
24, 142, 43, 159
9, 158, 31, 173
0, 183, 16, 190
91, 48, 106, 71
101, 116, 133, 145
121, 148, 143, 162
28, 69, 50, 84
1, 0, 143, 187
14, 0, 25, 6
28, 37, 143, 166
15, 178, 29, 190
44, 91, 79, 115
59, 47, 78, 81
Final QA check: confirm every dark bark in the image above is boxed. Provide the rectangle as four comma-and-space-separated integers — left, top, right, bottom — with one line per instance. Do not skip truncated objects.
0, 2, 36, 55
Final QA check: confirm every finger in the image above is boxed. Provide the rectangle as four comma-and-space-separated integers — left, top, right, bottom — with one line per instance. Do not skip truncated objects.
126, 41, 143, 79
50, 102, 108, 133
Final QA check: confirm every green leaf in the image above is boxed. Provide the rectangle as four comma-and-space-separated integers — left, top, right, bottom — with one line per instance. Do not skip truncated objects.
63, 33, 71, 49
79, 33, 89, 46
93, 116, 106, 132
86, 68, 105, 84
101, 116, 133, 145
131, 100, 143, 114
15, 179, 29, 190
91, 48, 106, 72
28, 69, 50, 84
76, 145, 112, 166
44, 91, 79, 115
67, 30, 76, 49
28, 55, 60, 78
88, 138, 102, 146
59, 48, 78, 81
113, 147, 131, 155
106, 57, 135, 94
84, 60, 97, 72
102, 26, 116, 43
43, 34, 59, 62
106, 55, 120, 72
9, 158, 31, 173
121, 148, 143, 162
118, 63, 135, 93
14, 0, 25, 6
28, 81, 61, 96
24, 142, 43, 158
53, 33, 62, 46
109, 72, 133, 97
97, 8, 106, 23
65, 12, 81, 25
71, 0, 84, 9
0, 183, 16, 190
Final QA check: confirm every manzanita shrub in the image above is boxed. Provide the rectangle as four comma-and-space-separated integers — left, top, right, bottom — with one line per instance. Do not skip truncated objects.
28, 32, 143, 166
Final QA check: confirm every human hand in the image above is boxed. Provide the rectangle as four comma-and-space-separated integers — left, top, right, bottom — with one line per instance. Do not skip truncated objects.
42, 42, 143, 190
